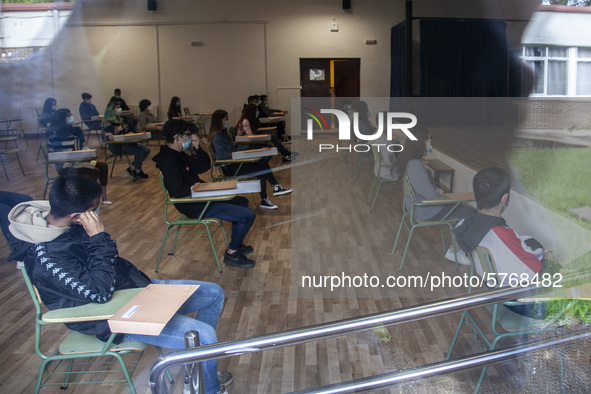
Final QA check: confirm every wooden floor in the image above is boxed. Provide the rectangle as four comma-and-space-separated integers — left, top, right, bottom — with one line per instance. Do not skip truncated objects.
0, 132, 589, 394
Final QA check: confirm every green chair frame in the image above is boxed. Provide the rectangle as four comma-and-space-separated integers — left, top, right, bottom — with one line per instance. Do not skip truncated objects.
367, 145, 397, 212
40, 142, 60, 199
0, 146, 25, 181
81, 120, 105, 147
0, 111, 28, 146
446, 247, 564, 393
390, 176, 461, 271
157, 172, 231, 273
22, 268, 156, 394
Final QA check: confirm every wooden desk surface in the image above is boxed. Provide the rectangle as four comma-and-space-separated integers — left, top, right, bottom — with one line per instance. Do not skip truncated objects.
422, 191, 475, 204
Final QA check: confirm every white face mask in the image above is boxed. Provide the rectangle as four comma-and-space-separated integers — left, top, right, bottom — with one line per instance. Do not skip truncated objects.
67, 116, 75, 125
147, 105, 152, 112
115, 108, 123, 116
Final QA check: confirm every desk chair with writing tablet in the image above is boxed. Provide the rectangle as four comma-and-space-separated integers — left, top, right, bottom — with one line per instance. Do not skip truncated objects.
367, 145, 398, 212
390, 176, 462, 271
21, 267, 175, 394
157, 172, 232, 273
446, 246, 563, 393
208, 143, 259, 206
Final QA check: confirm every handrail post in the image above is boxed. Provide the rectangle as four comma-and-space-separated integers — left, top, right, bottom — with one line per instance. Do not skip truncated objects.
184, 331, 204, 394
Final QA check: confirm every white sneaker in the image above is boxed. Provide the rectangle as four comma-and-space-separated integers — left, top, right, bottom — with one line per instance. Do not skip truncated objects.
445, 247, 471, 266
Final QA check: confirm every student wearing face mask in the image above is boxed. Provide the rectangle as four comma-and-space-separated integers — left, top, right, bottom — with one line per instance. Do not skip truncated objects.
153, 119, 257, 269
209, 109, 292, 210
103, 98, 150, 180
167, 96, 183, 120
236, 103, 295, 162
47, 109, 111, 204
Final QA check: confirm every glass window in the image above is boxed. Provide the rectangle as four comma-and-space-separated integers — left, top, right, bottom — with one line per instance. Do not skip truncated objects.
525, 46, 544, 58
547, 61, 567, 95
578, 48, 591, 59
525, 60, 544, 94
548, 46, 567, 58
576, 62, 591, 95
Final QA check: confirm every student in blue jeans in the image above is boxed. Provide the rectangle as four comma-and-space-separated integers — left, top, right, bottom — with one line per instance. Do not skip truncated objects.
153, 119, 257, 269
7, 175, 232, 394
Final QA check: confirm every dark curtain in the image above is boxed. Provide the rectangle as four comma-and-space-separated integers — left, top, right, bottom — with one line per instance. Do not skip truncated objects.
390, 22, 406, 97
420, 19, 508, 97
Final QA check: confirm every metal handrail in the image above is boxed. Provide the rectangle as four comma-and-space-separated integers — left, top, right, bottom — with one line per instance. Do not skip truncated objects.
291, 331, 590, 393
150, 283, 562, 393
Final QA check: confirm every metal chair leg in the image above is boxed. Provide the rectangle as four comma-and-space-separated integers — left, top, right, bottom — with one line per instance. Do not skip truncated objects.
0, 155, 8, 181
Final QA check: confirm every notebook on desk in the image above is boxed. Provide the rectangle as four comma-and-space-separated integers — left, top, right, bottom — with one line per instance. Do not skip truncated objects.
192, 180, 237, 192
108, 284, 199, 336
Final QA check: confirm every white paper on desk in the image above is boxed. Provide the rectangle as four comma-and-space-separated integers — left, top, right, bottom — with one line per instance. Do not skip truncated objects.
191, 180, 261, 198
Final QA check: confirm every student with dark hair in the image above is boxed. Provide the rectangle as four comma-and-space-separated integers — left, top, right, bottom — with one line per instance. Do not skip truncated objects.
47, 108, 86, 149
103, 99, 150, 180
7, 175, 232, 394
111, 88, 130, 110
110, 88, 138, 131
453, 167, 559, 318
48, 108, 111, 204
153, 119, 257, 268
138, 99, 158, 131
236, 103, 294, 162
209, 109, 292, 210
258, 94, 289, 143
40, 97, 57, 128
78, 92, 102, 130
167, 96, 183, 120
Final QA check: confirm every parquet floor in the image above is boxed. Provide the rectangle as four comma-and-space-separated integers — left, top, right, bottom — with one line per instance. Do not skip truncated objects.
0, 132, 589, 394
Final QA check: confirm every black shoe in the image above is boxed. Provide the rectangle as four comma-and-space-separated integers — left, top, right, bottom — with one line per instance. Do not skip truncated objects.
136, 170, 149, 179
260, 197, 278, 209
273, 184, 293, 196
238, 243, 254, 255
125, 167, 138, 181
224, 250, 255, 268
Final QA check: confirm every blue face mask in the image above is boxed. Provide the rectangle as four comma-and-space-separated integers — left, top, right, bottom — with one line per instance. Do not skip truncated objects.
115, 108, 122, 116
176, 102, 181, 107
67, 116, 75, 125
51, 105, 56, 111
255, 111, 260, 118
224, 120, 231, 129
182, 136, 191, 150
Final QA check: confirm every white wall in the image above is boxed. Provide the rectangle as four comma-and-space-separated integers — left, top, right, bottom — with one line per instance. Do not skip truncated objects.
1, 0, 541, 125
